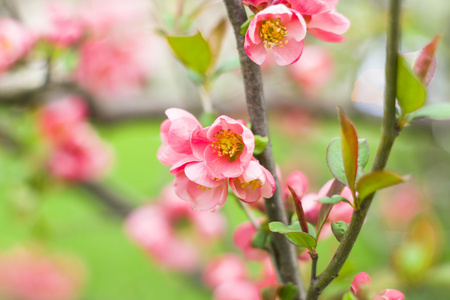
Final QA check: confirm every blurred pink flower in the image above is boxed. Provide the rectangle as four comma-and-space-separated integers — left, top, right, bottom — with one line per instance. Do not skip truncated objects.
244, 4, 307, 66
126, 186, 226, 271
230, 160, 275, 203
213, 280, 261, 300
0, 248, 83, 300
372, 289, 405, 300
283, 170, 309, 199
288, 45, 334, 92
0, 18, 35, 73
47, 126, 113, 182
79, 0, 149, 37
351, 272, 371, 298
75, 34, 152, 99
38, 96, 88, 144
203, 254, 248, 289
233, 221, 268, 261
43, 2, 84, 47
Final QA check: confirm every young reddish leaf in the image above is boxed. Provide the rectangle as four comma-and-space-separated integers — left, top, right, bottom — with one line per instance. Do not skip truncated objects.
167, 32, 212, 76
397, 55, 426, 117
356, 170, 406, 204
337, 107, 359, 195
413, 34, 440, 86
288, 185, 309, 234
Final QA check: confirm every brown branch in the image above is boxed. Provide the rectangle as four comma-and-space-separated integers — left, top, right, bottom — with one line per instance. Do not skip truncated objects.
222, 0, 305, 298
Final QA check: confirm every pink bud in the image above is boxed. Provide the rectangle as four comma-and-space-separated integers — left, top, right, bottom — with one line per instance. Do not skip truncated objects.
351, 272, 371, 297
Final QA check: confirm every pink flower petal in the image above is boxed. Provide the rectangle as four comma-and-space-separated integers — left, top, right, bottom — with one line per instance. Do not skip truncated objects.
308, 28, 346, 42
308, 11, 350, 34
272, 39, 304, 66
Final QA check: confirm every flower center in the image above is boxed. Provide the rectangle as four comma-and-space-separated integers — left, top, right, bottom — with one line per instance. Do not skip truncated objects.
211, 129, 243, 159
241, 179, 262, 190
259, 19, 288, 48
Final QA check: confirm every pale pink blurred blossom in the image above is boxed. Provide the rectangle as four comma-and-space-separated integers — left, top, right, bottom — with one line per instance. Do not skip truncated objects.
42, 2, 84, 47
283, 170, 309, 200
233, 221, 268, 261
288, 45, 334, 92
125, 186, 226, 271
213, 280, 261, 300
203, 254, 248, 289
47, 126, 113, 182
75, 34, 152, 99
0, 248, 83, 300
38, 96, 88, 144
244, 4, 307, 66
0, 18, 35, 73
372, 289, 405, 300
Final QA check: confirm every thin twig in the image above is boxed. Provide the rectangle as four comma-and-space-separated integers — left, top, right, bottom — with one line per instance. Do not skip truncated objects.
306, 0, 402, 298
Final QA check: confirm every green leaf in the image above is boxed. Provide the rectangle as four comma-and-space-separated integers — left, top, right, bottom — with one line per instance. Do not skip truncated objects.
337, 108, 359, 194
356, 170, 406, 203
318, 195, 346, 205
397, 55, 427, 117
406, 103, 450, 121
208, 18, 227, 68
166, 32, 212, 76
331, 221, 348, 242
278, 284, 299, 300
254, 135, 269, 155
342, 291, 357, 300
240, 15, 254, 36
327, 138, 369, 186
199, 112, 217, 127
269, 222, 316, 250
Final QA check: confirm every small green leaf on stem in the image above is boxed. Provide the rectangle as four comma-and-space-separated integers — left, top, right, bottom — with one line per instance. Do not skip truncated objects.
167, 32, 212, 76
278, 283, 299, 300
397, 55, 427, 118
356, 170, 406, 205
254, 135, 269, 155
251, 230, 269, 250
337, 107, 359, 197
406, 103, 450, 122
240, 15, 254, 36
331, 221, 348, 242
318, 195, 346, 205
269, 221, 316, 250
199, 112, 217, 127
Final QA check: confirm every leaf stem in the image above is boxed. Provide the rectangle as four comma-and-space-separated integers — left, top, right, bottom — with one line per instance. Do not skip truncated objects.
306, 0, 402, 298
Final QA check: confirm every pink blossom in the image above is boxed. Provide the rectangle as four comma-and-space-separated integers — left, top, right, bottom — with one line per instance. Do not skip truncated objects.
244, 4, 307, 66
230, 160, 276, 203
256, 257, 278, 289
173, 170, 228, 212
48, 126, 113, 182
0, 18, 35, 73
372, 289, 405, 300
350, 272, 371, 298
38, 96, 88, 144
0, 248, 83, 300
157, 108, 202, 167
42, 2, 84, 47
203, 254, 248, 289
288, 45, 334, 92
274, 0, 339, 15
195, 115, 255, 179
75, 34, 152, 99
233, 221, 268, 261
306, 10, 350, 43
213, 280, 261, 300
283, 170, 309, 200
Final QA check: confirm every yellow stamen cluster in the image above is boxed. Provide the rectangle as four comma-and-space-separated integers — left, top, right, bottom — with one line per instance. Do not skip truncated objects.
241, 179, 262, 190
259, 19, 288, 48
197, 185, 211, 191
211, 129, 243, 158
